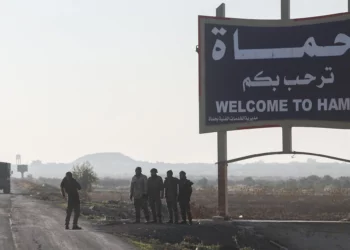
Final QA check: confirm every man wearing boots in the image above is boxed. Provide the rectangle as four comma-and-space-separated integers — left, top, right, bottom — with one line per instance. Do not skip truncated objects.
147, 168, 164, 223
163, 170, 179, 224
178, 171, 194, 225
130, 166, 150, 223
60, 172, 82, 230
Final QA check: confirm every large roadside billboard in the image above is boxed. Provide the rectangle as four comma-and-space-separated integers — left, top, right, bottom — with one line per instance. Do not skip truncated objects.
198, 14, 350, 133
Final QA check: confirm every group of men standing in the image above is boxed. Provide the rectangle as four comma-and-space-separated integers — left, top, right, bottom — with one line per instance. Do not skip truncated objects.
59, 167, 194, 229
130, 166, 193, 225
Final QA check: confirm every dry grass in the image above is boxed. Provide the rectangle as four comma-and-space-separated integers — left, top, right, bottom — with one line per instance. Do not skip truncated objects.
86, 188, 350, 220
17, 177, 350, 221
89, 190, 128, 202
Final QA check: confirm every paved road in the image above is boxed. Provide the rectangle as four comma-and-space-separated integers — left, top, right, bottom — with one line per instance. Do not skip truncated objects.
0, 193, 15, 250
0, 187, 135, 250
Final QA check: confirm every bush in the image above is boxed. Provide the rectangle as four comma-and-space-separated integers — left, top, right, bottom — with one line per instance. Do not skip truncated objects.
72, 161, 98, 192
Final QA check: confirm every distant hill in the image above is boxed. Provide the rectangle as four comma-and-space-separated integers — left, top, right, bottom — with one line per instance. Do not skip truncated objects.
73, 152, 136, 165
24, 152, 350, 179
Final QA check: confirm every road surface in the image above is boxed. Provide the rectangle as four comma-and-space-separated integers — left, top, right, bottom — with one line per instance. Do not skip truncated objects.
0, 186, 135, 250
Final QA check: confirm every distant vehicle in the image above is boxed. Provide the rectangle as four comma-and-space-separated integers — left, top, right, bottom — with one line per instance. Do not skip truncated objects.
0, 162, 12, 194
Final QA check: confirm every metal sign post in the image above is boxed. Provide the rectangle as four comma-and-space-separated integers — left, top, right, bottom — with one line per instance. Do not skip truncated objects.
216, 3, 228, 218
281, 0, 290, 20
281, 0, 292, 154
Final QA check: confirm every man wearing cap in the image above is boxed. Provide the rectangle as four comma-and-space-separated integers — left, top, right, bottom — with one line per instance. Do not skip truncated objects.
178, 171, 194, 225
130, 166, 150, 223
163, 170, 180, 224
147, 168, 164, 223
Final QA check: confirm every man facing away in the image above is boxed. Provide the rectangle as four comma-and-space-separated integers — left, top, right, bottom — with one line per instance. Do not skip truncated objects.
178, 171, 193, 225
163, 170, 179, 224
130, 166, 150, 223
147, 168, 164, 223
60, 172, 82, 230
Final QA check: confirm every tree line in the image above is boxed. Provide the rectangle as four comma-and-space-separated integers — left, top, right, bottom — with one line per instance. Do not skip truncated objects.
194, 175, 350, 192
36, 161, 127, 191
34, 162, 350, 193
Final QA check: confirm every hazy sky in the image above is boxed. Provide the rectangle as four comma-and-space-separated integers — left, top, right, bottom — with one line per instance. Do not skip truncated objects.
1, 0, 349, 165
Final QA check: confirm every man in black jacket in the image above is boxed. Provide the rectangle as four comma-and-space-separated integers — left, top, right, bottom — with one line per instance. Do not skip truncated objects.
61, 172, 82, 230
147, 168, 164, 223
178, 171, 193, 225
163, 170, 179, 224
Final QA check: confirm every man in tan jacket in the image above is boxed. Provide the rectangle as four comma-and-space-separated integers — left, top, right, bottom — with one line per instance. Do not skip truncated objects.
130, 166, 150, 223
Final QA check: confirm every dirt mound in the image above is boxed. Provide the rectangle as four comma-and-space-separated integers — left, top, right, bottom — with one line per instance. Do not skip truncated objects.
95, 221, 278, 250
13, 179, 63, 201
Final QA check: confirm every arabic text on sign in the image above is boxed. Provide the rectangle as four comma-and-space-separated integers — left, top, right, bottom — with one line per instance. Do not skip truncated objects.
210, 26, 350, 61
242, 68, 335, 92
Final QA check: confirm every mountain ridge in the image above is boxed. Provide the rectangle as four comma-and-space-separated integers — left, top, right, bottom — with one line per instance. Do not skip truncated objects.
24, 152, 350, 179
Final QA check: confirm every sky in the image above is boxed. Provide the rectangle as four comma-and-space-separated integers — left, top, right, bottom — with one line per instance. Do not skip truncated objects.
0, 0, 349, 165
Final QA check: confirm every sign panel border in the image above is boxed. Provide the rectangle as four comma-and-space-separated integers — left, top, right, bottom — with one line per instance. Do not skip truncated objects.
198, 13, 350, 134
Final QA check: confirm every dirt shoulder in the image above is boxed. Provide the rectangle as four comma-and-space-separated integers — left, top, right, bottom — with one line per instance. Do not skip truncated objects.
94, 220, 281, 250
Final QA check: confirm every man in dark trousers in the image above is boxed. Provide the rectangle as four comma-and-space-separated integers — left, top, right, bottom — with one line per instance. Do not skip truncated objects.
163, 170, 179, 224
60, 172, 82, 230
147, 168, 164, 223
130, 166, 150, 223
178, 171, 193, 225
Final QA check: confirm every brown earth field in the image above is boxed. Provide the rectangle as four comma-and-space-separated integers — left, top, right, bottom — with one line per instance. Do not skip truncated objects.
12, 179, 350, 249
89, 187, 350, 221
191, 189, 350, 221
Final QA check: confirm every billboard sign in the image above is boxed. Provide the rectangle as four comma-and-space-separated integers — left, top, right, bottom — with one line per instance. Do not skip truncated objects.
198, 14, 350, 133
17, 165, 28, 172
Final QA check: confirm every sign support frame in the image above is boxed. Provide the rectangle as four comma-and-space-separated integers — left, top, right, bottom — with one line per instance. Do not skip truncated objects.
212, 1, 350, 217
